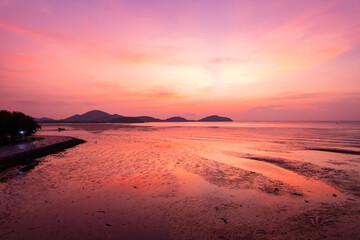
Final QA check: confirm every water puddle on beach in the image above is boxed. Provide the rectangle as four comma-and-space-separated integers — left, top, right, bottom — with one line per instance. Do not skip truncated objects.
200, 151, 343, 202
176, 170, 216, 196
175, 170, 261, 201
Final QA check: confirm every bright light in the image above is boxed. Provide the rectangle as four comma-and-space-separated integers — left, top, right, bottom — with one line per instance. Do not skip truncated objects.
19, 130, 25, 135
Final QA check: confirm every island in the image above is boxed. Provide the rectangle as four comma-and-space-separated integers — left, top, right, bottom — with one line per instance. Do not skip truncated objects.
35, 110, 233, 123
198, 115, 233, 122
109, 117, 144, 123
163, 116, 189, 122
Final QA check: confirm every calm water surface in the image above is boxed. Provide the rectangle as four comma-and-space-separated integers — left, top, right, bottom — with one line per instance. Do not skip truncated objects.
1, 122, 360, 239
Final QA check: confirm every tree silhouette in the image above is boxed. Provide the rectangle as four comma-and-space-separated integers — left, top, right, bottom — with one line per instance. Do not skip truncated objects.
0, 110, 40, 144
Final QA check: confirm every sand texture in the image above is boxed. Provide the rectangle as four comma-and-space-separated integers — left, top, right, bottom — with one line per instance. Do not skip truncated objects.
1, 122, 360, 239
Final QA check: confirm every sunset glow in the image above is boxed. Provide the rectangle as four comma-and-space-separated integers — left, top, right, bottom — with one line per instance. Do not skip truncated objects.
1, 0, 359, 120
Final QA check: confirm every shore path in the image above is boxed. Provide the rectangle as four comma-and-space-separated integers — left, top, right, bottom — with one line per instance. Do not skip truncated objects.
0, 135, 73, 160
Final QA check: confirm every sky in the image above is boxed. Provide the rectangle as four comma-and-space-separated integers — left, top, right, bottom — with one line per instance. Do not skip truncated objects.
0, 0, 359, 121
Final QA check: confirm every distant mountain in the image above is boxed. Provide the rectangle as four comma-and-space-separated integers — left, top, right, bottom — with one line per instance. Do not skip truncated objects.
62, 110, 122, 123
137, 116, 162, 122
109, 117, 144, 123
164, 116, 189, 122
198, 115, 233, 122
95, 114, 122, 122
36, 110, 233, 123
35, 117, 57, 123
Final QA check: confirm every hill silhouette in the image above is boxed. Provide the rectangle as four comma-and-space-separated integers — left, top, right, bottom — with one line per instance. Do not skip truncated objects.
198, 115, 233, 122
36, 110, 233, 123
136, 116, 162, 122
164, 116, 189, 122
109, 117, 144, 123
63, 110, 122, 123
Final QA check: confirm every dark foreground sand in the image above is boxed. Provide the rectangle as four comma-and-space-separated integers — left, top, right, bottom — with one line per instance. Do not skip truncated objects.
0, 123, 360, 239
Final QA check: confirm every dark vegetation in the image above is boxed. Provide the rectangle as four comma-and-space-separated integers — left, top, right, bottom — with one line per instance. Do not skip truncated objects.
0, 110, 40, 145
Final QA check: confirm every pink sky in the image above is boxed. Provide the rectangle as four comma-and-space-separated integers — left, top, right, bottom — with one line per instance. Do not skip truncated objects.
0, 0, 359, 121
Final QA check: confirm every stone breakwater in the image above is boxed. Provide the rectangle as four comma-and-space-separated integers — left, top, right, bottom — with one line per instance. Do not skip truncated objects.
0, 137, 85, 171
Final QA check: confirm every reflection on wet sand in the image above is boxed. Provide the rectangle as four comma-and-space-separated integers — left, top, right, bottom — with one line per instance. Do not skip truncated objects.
1, 122, 360, 239
201, 151, 341, 201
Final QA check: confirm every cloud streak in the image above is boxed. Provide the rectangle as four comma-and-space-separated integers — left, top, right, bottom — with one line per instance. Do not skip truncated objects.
0, 0, 359, 120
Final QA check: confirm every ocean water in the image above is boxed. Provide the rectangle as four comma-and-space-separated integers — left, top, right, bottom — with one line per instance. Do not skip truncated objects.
1, 122, 360, 239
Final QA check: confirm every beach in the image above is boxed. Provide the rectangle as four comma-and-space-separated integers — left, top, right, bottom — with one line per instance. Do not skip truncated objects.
0, 122, 360, 239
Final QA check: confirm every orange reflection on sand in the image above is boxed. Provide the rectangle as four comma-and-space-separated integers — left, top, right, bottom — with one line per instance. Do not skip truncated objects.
201, 151, 341, 201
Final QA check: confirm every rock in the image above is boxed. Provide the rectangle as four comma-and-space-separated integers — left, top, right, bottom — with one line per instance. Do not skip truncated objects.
220, 218, 228, 224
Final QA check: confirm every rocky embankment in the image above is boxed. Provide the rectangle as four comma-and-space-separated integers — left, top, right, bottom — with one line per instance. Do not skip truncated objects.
0, 137, 85, 171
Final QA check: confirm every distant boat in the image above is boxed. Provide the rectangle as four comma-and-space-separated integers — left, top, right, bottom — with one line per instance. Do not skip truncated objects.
58, 128, 65, 131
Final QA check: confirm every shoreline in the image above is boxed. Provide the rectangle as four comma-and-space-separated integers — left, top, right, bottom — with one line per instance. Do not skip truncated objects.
0, 136, 85, 171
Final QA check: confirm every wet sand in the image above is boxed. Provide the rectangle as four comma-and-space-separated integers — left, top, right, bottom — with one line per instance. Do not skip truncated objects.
0, 122, 360, 239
